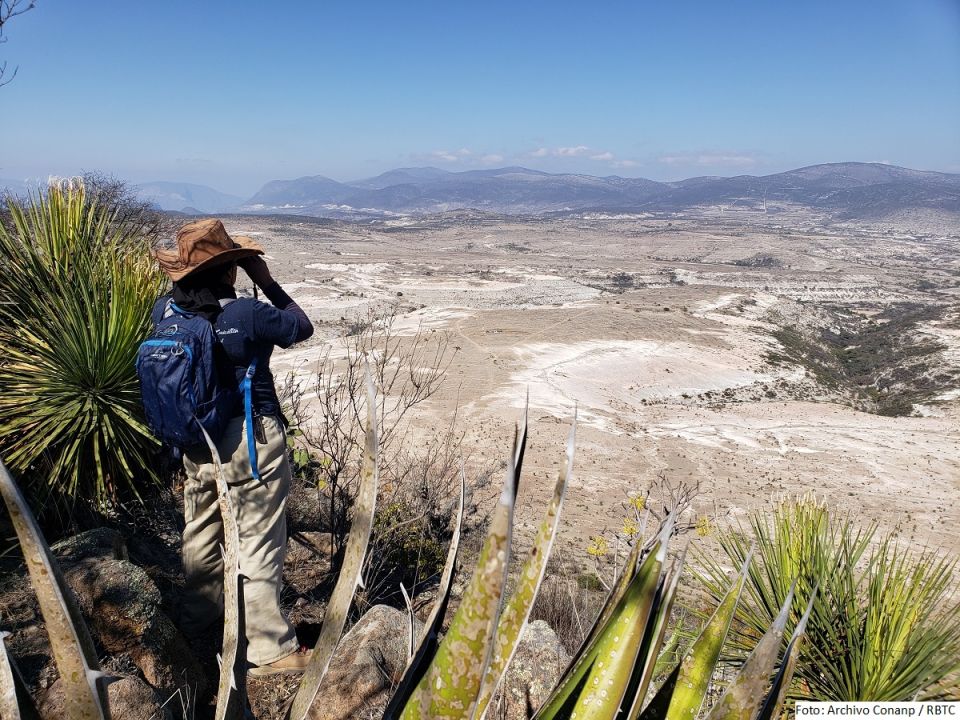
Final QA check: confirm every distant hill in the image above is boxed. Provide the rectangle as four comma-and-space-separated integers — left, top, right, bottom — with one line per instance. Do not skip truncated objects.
657, 163, 960, 218
237, 162, 960, 221
347, 167, 453, 189
135, 182, 244, 213
9, 164, 958, 223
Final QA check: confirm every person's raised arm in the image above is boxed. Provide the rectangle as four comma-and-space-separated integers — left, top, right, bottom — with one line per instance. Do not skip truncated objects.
239, 256, 314, 343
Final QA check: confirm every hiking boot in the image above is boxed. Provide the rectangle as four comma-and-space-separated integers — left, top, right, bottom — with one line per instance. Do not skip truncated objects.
247, 646, 312, 677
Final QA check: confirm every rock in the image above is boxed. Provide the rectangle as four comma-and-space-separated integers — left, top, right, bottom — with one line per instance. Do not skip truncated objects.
52, 533, 204, 698
496, 620, 570, 719
285, 531, 333, 568
307, 604, 421, 720
51, 527, 127, 563
39, 674, 172, 720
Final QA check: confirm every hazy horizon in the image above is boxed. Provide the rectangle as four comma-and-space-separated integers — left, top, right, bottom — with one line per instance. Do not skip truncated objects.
2, 1, 959, 196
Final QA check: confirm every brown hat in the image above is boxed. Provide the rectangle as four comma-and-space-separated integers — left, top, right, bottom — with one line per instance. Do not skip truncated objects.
153, 219, 264, 281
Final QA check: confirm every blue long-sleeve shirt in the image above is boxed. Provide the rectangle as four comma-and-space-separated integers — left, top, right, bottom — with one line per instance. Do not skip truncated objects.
151, 282, 313, 417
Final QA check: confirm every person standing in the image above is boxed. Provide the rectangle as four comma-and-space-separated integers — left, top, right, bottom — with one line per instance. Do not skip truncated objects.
151, 219, 314, 675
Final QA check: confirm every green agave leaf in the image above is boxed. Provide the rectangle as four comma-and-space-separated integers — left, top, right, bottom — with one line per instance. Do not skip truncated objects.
382, 468, 465, 720
624, 548, 688, 720
476, 414, 577, 720
553, 507, 654, 700
534, 516, 675, 720
196, 424, 247, 720
642, 547, 753, 720
511, 390, 529, 494
0, 460, 109, 719
400, 422, 522, 720
705, 582, 797, 720
570, 537, 669, 719
288, 364, 380, 720
756, 587, 817, 720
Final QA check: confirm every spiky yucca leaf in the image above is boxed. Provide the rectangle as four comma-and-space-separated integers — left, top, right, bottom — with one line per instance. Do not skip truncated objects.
288, 366, 380, 720
0, 183, 164, 505
641, 549, 753, 720
382, 469, 465, 720
476, 415, 576, 720
694, 497, 960, 701
400, 424, 522, 720
0, 460, 108, 719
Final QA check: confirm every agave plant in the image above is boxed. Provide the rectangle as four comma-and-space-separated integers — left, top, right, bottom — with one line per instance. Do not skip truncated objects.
381, 412, 813, 720
693, 496, 960, 701
1, 393, 813, 720
0, 181, 165, 506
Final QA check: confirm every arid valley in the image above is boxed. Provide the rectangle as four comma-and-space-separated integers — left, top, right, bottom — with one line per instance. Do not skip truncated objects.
221, 209, 960, 561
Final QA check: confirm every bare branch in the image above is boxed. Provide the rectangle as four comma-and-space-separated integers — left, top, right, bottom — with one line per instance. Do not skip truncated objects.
0, 0, 36, 87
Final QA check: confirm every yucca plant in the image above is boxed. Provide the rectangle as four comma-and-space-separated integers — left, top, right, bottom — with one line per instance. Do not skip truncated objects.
0, 181, 165, 506
0, 400, 814, 720
693, 496, 960, 701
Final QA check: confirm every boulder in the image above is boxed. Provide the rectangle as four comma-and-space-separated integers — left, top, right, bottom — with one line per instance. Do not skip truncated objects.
307, 604, 421, 720
496, 620, 570, 719
39, 674, 172, 720
51, 529, 204, 697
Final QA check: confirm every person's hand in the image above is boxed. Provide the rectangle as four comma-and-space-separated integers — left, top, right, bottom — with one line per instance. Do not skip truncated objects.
239, 255, 274, 288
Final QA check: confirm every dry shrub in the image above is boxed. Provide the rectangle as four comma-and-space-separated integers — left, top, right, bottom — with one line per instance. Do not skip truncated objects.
529, 563, 606, 655
279, 305, 495, 611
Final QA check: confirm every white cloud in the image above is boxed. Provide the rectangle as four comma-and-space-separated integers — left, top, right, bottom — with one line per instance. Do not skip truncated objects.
590, 152, 614, 161
481, 154, 504, 165
612, 159, 639, 168
657, 152, 758, 167
429, 148, 474, 163
556, 145, 591, 157
528, 147, 550, 157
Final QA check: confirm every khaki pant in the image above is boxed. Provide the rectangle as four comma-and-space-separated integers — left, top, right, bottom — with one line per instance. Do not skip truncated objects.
181, 414, 298, 666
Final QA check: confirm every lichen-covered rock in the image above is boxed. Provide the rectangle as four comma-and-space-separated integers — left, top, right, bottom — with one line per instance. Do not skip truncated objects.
50, 527, 127, 564
50, 531, 204, 698
307, 604, 421, 720
39, 674, 172, 720
496, 620, 570, 719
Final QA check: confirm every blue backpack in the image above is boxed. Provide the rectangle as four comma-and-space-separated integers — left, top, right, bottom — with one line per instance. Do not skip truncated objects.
137, 301, 260, 475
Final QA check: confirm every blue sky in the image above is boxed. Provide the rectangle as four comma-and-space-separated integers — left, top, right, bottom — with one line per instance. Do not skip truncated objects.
2, 0, 959, 196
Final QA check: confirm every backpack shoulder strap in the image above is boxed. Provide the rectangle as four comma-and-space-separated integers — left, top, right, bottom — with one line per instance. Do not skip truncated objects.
243, 355, 261, 482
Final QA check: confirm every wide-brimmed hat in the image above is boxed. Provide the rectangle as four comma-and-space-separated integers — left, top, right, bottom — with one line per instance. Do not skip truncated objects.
153, 219, 264, 281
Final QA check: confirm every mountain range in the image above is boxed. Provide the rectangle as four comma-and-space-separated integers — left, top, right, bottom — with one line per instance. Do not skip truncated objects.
4, 163, 959, 221
239, 162, 960, 221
